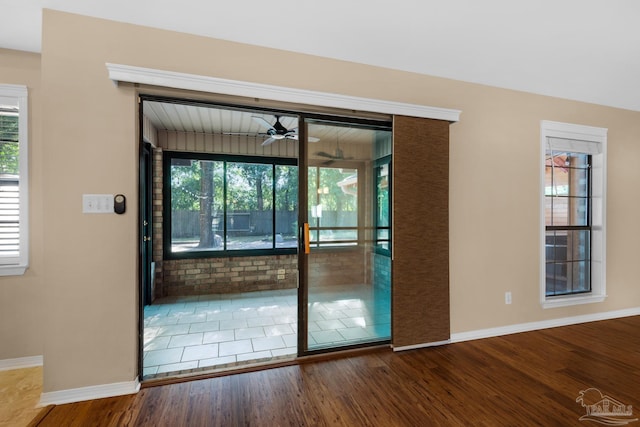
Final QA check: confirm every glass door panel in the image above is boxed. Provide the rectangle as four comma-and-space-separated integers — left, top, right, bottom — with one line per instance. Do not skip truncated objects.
302, 120, 392, 352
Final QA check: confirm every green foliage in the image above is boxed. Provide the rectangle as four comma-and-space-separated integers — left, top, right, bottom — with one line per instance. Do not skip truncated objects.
276, 165, 298, 212
308, 166, 357, 212
172, 159, 365, 219
171, 159, 297, 213
0, 114, 19, 175
226, 163, 272, 211
377, 187, 389, 226
170, 160, 201, 211
376, 164, 390, 227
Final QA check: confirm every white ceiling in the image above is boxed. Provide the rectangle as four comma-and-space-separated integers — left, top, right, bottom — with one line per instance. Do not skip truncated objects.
143, 101, 380, 151
2, 0, 640, 111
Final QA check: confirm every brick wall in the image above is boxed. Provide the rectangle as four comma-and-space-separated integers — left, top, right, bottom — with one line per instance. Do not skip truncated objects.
373, 252, 392, 291
162, 254, 298, 296
308, 247, 367, 287
151, 147, 164, 299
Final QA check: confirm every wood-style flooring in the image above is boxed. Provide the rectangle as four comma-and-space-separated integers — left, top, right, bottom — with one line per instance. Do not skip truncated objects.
33, 316, 640, 426
0, 366, 42, 427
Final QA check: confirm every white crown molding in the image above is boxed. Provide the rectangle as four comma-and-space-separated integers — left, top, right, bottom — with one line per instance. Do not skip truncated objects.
450, 306, 640, 343
0, 355, 43, 371
106, 63, 461, 123
39, 378, 141, 406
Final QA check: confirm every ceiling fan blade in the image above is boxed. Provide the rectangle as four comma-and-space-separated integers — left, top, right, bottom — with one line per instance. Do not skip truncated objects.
308, 136, 320, 142
261, 137, 277, 146
252, 116, 276, 132
223, 132, 257, 136
315, 151, 336, 158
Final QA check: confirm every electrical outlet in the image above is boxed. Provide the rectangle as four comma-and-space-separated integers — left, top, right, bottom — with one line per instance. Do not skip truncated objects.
277, 269, 286, 275
277, 274, 285, 280
505, 291, 512, 305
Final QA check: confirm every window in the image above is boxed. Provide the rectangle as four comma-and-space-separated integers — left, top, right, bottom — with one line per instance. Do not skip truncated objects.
540, 121, 606, 308
0, 85, 28, 276
164, 152, 297, 258
375, 156, 391, 254
545, 152, 590, 296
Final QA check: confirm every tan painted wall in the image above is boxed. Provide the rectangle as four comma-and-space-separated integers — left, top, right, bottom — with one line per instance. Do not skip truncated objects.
33, 9, 640, 392
0, 48, 44, 361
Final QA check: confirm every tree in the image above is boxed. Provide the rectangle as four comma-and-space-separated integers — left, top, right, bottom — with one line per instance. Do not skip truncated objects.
276, 165, 297, 211
238, 163, 271, 211
244, 164, 266, 211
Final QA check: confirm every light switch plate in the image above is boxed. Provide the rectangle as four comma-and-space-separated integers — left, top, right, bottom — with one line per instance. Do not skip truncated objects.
83, 194, 114, 213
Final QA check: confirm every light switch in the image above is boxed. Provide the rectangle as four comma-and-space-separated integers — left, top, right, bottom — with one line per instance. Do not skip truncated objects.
83, 194, 114, 213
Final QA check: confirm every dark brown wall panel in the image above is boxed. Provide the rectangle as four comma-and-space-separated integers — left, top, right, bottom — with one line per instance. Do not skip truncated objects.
392, 116, 450, 348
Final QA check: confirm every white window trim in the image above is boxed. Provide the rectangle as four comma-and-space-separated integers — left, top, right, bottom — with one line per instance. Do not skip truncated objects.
0, 84, 29, 276
540, 120, 606, 309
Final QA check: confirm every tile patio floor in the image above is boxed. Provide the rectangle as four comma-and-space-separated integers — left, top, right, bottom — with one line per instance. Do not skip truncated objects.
143, 285, 390, 379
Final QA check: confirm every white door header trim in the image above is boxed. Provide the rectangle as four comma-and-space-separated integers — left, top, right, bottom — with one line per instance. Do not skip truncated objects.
106, 63, 461, 122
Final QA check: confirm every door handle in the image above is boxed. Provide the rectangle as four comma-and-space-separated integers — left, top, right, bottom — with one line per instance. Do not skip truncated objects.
303, 223, 310, 254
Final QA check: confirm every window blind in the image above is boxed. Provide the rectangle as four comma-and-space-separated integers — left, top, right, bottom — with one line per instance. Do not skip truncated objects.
546, 136, 602, 155
0, 108, 20, 262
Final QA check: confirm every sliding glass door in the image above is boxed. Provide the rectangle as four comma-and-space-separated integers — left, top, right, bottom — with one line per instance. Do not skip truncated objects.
140, 96, 394, 380
299, 118, 392, 353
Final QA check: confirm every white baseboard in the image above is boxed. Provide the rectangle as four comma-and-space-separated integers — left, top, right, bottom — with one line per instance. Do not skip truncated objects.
0, 355, 43, 371
450, 306, 640, 343
39, 378, 141, 406
393, 339, 451, 352
391, 307, 640, 351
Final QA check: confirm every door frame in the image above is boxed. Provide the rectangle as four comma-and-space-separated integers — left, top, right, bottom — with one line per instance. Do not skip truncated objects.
138, 96, 154, 377
136, 95, 397, 375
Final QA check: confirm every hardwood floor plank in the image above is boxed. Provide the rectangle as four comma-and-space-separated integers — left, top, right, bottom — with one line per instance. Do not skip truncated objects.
34, 316, 640, 426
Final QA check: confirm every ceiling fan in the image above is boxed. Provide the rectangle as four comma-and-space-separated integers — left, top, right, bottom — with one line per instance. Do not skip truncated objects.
315, 135, 353, 163
252, 115, 319, 146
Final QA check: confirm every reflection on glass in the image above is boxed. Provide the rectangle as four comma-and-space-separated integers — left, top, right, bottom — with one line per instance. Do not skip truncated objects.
316, 229, 357, 244
306, 122, 391, 351
545, 230, 590, 296
375, 158, 390, 252
307, 165, 358, 248
545, 151, 590, 227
